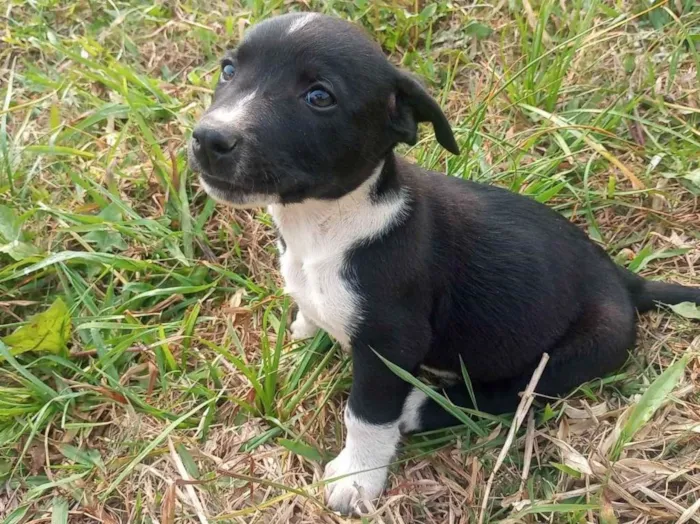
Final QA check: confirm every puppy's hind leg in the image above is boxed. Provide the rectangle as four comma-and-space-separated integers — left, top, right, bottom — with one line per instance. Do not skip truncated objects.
399, 380, 526, 433
405, 300, 637, 431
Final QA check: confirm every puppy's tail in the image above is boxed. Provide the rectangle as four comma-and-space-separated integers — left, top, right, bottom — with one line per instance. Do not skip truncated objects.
623, 270, 700, 313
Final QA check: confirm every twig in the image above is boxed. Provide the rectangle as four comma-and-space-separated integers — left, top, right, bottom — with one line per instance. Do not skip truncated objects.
638, 485, 700, 524
518, 409, 536, 495
478, 353, 549, 524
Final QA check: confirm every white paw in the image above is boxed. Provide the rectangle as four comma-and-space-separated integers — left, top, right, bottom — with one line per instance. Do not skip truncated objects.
323, 447, 387, 515
290, 312, 318, 341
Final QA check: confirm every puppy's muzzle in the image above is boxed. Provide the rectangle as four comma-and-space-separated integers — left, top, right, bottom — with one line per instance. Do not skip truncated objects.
191, 124, 241, 175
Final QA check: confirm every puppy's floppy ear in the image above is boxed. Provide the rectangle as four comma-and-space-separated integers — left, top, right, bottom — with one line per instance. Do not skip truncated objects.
390, 70, 460, 155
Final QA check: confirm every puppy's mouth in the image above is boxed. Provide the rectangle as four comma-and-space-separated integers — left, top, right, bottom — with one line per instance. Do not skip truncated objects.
186, 140, 271, 208
199, 173, 243, 193
198, 172, 279, 209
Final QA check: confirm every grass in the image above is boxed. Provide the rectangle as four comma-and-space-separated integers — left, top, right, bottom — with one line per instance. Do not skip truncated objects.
1, 0, 699, 522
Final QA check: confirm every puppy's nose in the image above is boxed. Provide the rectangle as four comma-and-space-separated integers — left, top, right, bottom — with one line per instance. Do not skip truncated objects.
192, 125, 239, 166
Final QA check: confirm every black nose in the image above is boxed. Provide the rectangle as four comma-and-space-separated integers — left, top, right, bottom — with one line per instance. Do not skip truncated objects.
192, 125, 239, 167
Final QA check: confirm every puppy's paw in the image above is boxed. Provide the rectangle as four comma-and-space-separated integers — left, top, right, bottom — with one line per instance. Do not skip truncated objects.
290, 312, 317, 341
323, 447, 387, 515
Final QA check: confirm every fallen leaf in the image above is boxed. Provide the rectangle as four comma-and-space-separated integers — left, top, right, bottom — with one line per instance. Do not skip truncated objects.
161, 482, 177, 524
599, 491, 618, 524
1, 298, 71, 358
543, 434, 592, 475
564, 402, 608, 419
94, 386, 128, 404
29, 445, 46, 475
670, 302, 700, 320
561, 448, 593, 476
615, 458, 674, 476
627, 120, 646, 146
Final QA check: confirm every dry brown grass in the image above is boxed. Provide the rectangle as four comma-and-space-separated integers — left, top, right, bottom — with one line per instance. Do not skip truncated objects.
1, 1, 699, 523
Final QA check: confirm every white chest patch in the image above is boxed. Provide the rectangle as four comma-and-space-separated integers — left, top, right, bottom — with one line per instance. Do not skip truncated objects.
268, 162, 407, 347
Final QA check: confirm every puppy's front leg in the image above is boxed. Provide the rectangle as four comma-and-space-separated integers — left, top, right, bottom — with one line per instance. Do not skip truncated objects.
324, 334, 426, 515
290, 310, 318, 340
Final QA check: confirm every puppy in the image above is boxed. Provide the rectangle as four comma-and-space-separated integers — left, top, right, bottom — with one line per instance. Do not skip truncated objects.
189, 13, 700, 515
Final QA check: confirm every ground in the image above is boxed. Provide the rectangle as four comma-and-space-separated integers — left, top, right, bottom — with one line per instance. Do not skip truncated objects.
1, 1, 699, 523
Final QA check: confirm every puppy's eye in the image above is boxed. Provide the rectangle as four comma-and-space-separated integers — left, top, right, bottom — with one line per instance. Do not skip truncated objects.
305, 88, 335, 108
220, 62, 236, 82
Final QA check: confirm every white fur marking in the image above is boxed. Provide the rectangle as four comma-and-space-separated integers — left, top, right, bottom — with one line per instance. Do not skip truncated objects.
200, 177, 278, 208
399, 387, 429, 433
287, 13, 318, 34
204, 90, 258, 129
420, 364, 460, 382
324, 406, 399, 515
290, 311, 318, 340
270, 161, 407, 347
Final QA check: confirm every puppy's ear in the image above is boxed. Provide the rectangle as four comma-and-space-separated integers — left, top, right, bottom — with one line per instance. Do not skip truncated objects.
390, 71, 460, 155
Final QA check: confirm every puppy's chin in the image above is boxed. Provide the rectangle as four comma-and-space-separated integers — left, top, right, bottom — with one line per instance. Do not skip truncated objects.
199, 176, 279, 209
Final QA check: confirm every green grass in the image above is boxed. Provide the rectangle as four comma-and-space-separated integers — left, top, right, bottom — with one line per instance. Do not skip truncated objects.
1, 1, 699, 522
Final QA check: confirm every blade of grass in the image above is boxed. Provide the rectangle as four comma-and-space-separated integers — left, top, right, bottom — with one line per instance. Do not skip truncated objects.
610, 354, 690, 460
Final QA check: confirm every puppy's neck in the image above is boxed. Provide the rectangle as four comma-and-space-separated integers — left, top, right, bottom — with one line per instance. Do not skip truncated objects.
268, 157, 407, 257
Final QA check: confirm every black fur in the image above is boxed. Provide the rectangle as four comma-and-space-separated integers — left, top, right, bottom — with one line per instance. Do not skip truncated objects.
349, 155, 697, 430
189, 13, 700, 434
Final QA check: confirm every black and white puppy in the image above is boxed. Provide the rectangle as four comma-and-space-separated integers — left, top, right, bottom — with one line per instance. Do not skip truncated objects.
189, 13, 700, 515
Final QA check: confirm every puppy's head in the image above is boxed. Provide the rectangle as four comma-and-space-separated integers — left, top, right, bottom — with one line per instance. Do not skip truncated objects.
189, 13, 459, 207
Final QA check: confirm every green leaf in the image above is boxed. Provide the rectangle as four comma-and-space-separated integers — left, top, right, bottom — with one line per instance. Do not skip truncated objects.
51, 497, 69, 524
0, 206, 37, 259
0, 459, 11, 480
684, 168, 700, 187
551, 461, 582, 479
0, 204, 37, 260
670, 302, 700, 320
2, 505, 30, 524
465, 22, 492, 40
0, 204, 21, 242
0, 240, 39, 261
57, 444, 105, 471
84, 203, 127, 252
628, 246, 689, 273
175, 443, 200, 478
541, 403, 557, 423
611, 355, 689, 459
278, 438, 323, 462
418, 4, 437, 24
1, 297, 72, 358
